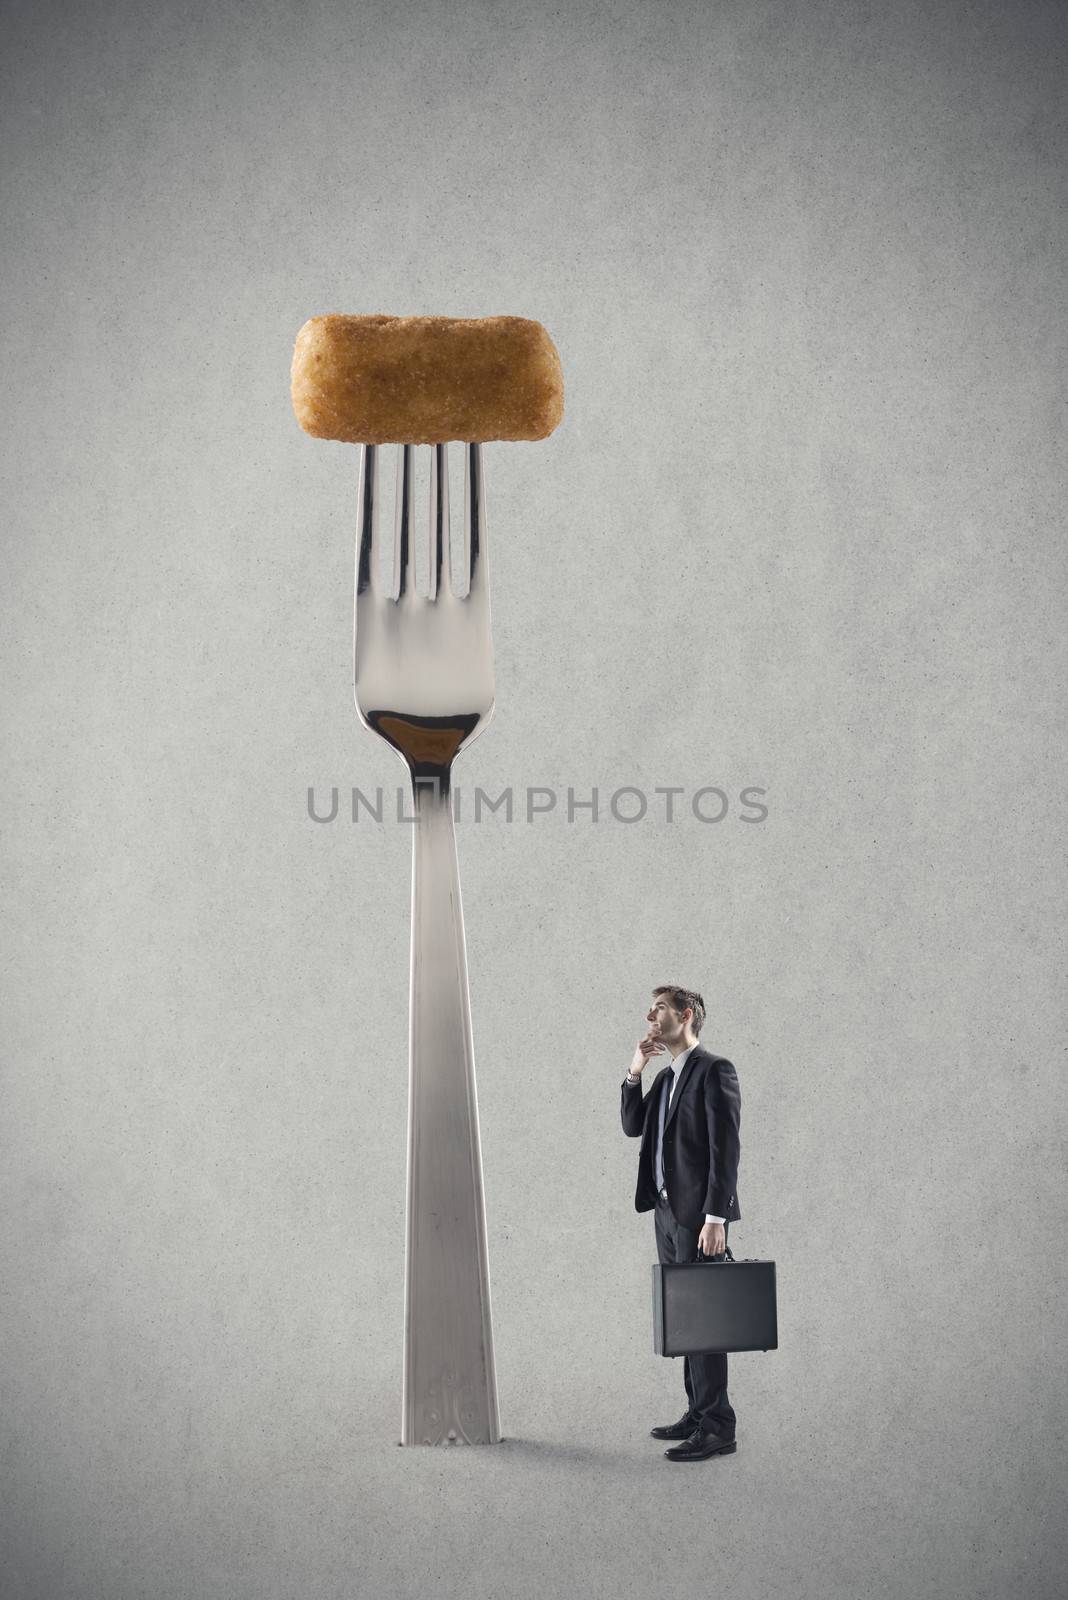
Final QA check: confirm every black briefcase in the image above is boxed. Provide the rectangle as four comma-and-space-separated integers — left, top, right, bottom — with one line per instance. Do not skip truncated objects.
652, 1249, 778, 1356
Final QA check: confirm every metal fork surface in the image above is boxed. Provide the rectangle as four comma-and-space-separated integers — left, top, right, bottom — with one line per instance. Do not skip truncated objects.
354, 441, 500, 1446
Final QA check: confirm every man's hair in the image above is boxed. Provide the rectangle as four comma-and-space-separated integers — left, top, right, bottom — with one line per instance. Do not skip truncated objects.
652, 984, 706, 1036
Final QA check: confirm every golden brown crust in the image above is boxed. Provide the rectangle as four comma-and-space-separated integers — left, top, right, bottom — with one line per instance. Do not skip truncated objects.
290, 314, 564, 444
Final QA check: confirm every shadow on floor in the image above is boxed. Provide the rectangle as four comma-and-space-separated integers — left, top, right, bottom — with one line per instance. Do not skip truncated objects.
490, 1434, 645, 1468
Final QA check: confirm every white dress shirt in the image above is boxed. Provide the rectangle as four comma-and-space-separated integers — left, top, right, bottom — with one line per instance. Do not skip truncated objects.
625, 1043, 725, 1226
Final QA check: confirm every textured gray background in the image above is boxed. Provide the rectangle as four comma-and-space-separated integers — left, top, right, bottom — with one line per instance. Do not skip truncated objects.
3, 0, 1066, 1596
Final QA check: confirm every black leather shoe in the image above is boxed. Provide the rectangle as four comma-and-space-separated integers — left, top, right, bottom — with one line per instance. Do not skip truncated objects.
650, 1413, 698, 1440
664, 1428, 737, 1461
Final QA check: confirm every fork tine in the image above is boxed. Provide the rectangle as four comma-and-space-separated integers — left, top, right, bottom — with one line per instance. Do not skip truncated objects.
463, 443, 488, 605
356, 444, 382, 599
429, 443, 449, 601
395, 444, 416, 600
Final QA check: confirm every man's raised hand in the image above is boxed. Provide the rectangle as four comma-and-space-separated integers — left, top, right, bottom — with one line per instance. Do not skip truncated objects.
628, 1034, 666, 1077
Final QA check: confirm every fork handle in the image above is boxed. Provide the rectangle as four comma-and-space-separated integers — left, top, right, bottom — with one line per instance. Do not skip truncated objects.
402, 771, 501, 1445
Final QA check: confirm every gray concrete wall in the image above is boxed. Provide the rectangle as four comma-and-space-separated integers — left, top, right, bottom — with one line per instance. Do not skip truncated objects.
2, 1, 1065, 1596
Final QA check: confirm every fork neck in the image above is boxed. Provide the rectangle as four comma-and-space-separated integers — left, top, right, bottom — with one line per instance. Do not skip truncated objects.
407, 762, 453, 806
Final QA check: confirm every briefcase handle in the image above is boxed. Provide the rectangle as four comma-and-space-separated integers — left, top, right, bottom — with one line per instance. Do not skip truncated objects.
695, 1245, 735, 1264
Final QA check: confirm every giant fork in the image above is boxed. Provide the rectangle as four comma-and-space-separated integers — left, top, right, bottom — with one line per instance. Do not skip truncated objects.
353, 441, 500, 1446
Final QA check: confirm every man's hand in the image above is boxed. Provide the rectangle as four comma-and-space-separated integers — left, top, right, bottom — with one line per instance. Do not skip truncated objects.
628, 1033, 665, 1077
698, 1221, 726, 1258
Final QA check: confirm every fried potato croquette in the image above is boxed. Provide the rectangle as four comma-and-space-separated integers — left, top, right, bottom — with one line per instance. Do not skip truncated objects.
291, 314, 564, 444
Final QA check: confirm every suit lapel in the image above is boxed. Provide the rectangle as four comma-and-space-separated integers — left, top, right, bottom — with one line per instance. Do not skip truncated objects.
644, 1064, 672, 1142
648, 1063, 672, 1105
663, 1045, 705, 1132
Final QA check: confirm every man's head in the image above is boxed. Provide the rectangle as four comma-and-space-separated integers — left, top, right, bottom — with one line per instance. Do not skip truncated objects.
646, 984, 706, 1051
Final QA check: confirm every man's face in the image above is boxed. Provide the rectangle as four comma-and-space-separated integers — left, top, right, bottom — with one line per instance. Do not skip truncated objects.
646, 993, 688, 1049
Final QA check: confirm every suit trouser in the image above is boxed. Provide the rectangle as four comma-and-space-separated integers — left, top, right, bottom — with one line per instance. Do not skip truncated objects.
653, 1190, 737, 1438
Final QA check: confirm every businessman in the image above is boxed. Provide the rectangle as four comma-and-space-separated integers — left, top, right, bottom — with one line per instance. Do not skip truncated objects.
621, 984, 742, 1460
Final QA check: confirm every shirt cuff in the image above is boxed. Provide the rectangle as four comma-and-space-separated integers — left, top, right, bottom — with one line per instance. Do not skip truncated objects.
705, 1215, 725, 1225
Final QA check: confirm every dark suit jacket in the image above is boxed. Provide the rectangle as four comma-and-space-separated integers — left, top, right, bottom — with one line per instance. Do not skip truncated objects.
621, 1046, 741, 1230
